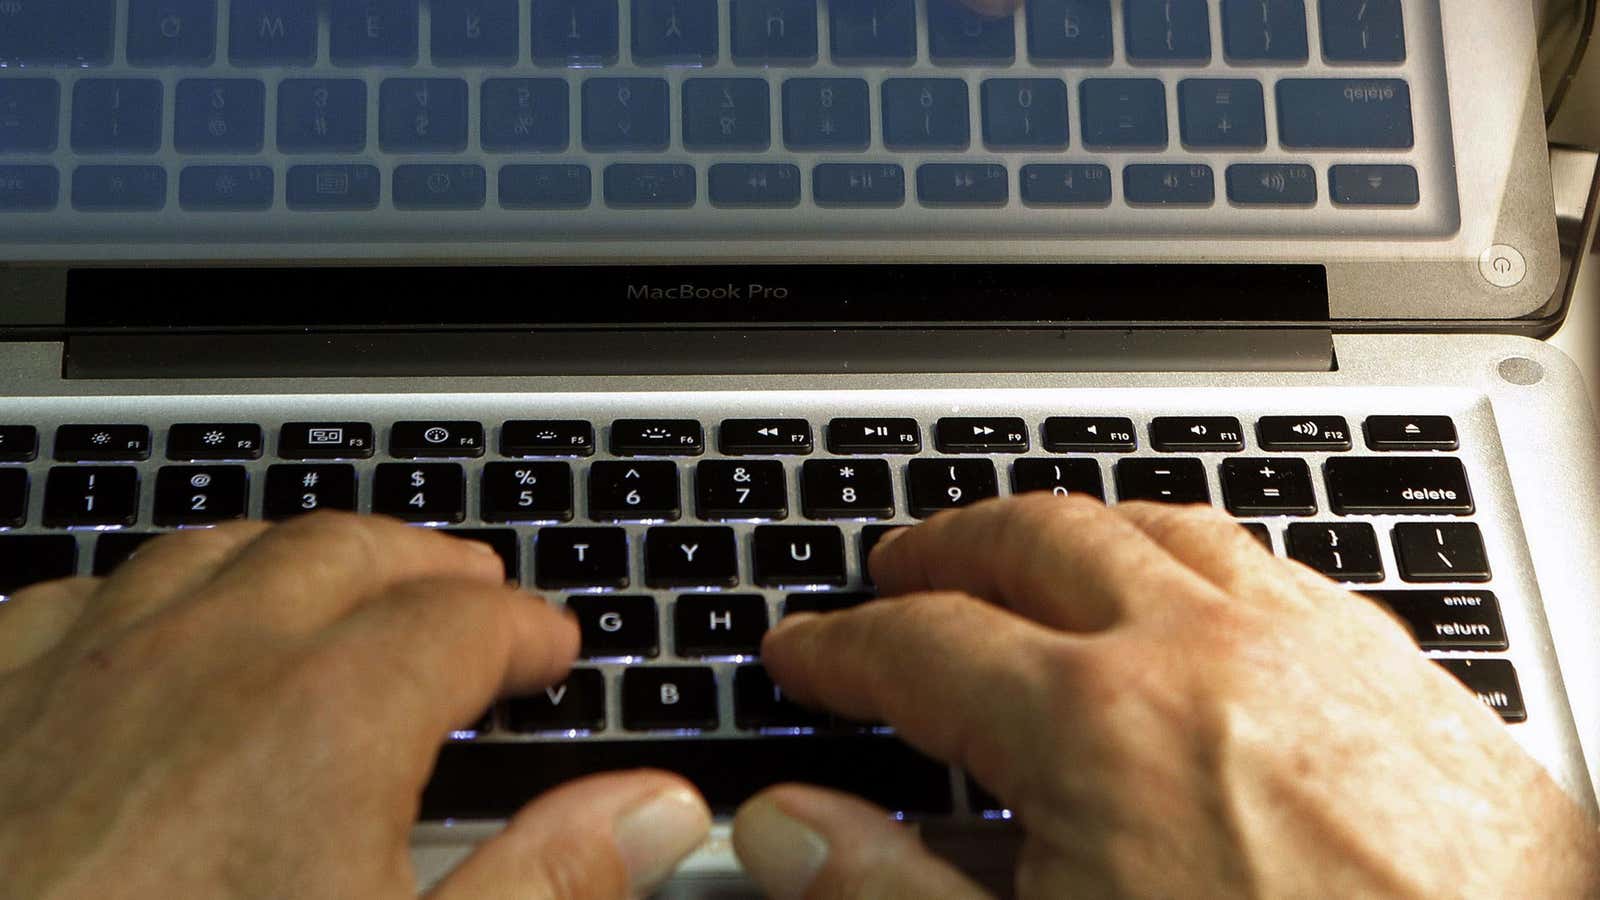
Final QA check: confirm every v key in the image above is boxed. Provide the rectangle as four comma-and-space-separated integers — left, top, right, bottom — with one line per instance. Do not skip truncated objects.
505, 670, 606, 733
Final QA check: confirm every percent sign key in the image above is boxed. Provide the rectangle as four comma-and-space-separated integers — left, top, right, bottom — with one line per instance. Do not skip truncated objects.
483, 462, 575, 522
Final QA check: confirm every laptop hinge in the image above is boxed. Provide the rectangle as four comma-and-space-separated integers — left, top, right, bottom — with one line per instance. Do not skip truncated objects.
63, 328, 1335, 379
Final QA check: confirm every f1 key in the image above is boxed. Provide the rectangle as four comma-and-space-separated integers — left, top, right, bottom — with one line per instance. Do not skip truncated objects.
1325, 458, 1474, 516
935, 418, 1029, 453
828, 418, 922, 454
55, 425, 151, 461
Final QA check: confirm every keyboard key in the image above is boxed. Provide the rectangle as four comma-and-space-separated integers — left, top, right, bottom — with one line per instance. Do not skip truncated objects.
828, 418, 920, 454
1325, 457, 1473, 516
230, 0, 317, 63
168, 424, 263, 461
531, 0, 619, 64
390, 421, 485, 459
1150, 416, 1244, 452
630, 0, 718, 65
907, 459, 999, 518
935, 418, 1029, 454
440, 528, 521, 583
126, 0, 216, 63
582, 78, 668, 149
918, 164, 1008, 207
1080, 79, 1167, 149
568, 594, 659, 658
277, 80, 367, 153
928, 1, 1015, 62
1319, 0, 1405, 62
622, 667, 719, 730
503, 669, 606, 732
612, 419, 705, 456
0, 166, 59, 212
1330, 165, 1420, 207
71, 80, 163, 153
431, 0, 518, 64
1125, 164, 1214, 206
813, 163, 905, 207
0, 80, 59, 152
785, 592, 874, 615
1364, 416, 1457, 451
43, 467, 139, 528
0, 468, 26, 528
721, 419, 813, 455
0, 427, 38, 462
1179, 79, 1266, 149
1278, 80, 1412, 149
883, 79, 970, 150
604, 163, 694, 206
732, 0, 819, 63
93, 531, 160, 575
1393, 523, 1490, 583
1362, 590, 1507, 651
394, 164, 487, 210
481, 462, 574, 523
179, 165, 274, 212
677, 595, 769, 657
0, 535, 77, 595
1220, 458, 1316, 516
72, 166, 167, 213
373, 464, 466, 524
802, 459, 894, 520
645, 526, 739, 587
482, 79, 568, 151
380, 79, 469, 152
784, 79, 871, 151
174, 79, 266, 153
1021, 164, 1113, 206
286, 165, 382, 211
753, 525, 847, 586
500, 164, 592, 209
1221, 0, 1307, 61
263, 465, 357, 519
1227, 164, 1317, 206
1026, 0, 1114, 61
683, 79, 771, 151
55, 425, 152, 461
423, 735, 953, 817
697, 459, 789, 520
983, 79, 1070, 150
0, 0, 114, 66
1043, 417, 1136, 452
331, 0, 418, 63
153, 466, 248, 526
1115, 459, 1209, 504
534, 527, 629, 589
1437, 659, 1524, 723
1012, 458, 1105, 500
1241, 523, 1272, 548
1256, 416, 1351, 451
1285, 522, 1383, 582
501, 420, 595, 457
829, 0, 916, 62
589, 461, 680, 521
734, 665, 826, 728
1124, 0, 1211, 61
279, 422, 374, 459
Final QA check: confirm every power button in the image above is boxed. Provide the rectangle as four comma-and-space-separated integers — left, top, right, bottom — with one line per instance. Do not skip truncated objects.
1478, 245, 1527, 288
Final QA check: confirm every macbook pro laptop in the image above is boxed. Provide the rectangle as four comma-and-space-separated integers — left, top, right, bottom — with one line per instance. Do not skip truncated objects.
1, 0, 1597, 893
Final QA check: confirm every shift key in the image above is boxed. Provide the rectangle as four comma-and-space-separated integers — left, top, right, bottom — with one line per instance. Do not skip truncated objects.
1325, 457, 1473, 515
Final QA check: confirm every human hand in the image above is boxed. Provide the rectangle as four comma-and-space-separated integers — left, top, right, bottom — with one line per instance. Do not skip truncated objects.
732, 496, 1600, 897
0, 514, 711, 899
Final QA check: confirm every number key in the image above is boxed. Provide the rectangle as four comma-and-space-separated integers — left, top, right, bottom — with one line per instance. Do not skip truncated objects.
43, 467, 140, 528
907, 459, 999, 518
0, 468, 28, 527
697, 460, 788, 520
372, 464, 466, 524
264, 465, 356, 520
154, 466, 249, 526
589, 461, 680, 521
481, 462, 574, 523
802, 459, 893, 519
1012, 458, 1105, 500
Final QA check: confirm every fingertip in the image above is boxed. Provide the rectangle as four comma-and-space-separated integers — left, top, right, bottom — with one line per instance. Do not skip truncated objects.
733, 790, 832, 900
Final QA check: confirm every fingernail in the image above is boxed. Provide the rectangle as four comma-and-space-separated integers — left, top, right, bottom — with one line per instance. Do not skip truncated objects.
733, 797, 830, 900
613, 786, 712, 895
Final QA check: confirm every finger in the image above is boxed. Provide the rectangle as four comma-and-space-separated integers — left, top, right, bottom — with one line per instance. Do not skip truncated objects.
959, 0, 1022, 15
733, 785, 990, 900
869, 493, 1225, 631
84, 521, 273, 634
320, 576, 579, 747
189, 513, 506, 630
763, 592, 1065, 796
426, 771, 710, 900
0, 577, 100, 673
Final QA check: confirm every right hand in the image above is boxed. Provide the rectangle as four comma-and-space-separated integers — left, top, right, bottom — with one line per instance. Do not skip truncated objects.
731, 495, 1600, 898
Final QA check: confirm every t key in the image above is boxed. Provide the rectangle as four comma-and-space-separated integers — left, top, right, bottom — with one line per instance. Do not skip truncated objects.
644, 526, 739, 587
534, 527, 630, 589
907, 459, 999, 518
589, 461, 680, 521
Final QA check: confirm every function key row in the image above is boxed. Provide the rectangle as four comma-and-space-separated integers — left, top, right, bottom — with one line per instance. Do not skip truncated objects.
0, 0, 1410, 69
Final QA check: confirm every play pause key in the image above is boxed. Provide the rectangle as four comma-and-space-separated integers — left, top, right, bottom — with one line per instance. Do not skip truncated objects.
828, 418, 922, 454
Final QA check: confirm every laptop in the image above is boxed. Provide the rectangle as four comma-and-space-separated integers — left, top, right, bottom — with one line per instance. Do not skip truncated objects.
1, 0, 1597, 892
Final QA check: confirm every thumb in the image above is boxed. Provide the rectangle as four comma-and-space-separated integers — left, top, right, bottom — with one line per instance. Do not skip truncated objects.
733, 785, 992, 900
426, 770, 711, 900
